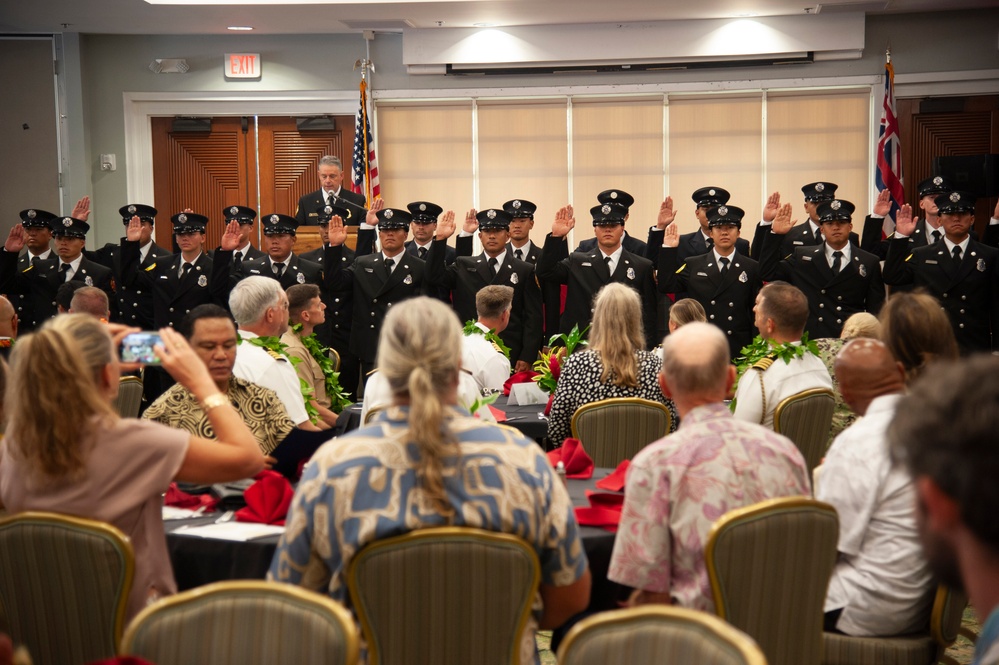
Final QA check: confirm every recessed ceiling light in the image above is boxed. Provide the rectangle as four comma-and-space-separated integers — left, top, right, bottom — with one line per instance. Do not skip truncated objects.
227, 25, 254, 30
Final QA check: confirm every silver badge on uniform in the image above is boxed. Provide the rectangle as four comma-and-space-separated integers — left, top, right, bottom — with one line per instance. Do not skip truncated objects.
815, 183, 825, 192
269, 214, 279, 223
84, 276, 93, 286
62, 218, 72, 227
627, 267, 635, 280
708, 189, 716, 196
403, 274, 412, 285
933, 176, 943, 186
27, 210, 36, 219
610, 191, 619, 199
858, 264, 867, 278
831, 200, 842, 210
128, 205, 137, 214
384, 210, 393, 219
198, 275, 207, 287
230, 206, 238, 215
419, 203, 427, 211
510, 272, 518, 285
297, 272, 306, 284
950, 192, 961, 203
487, 209, 496, 219
513, 200, 522, 209
601, 205, 611, 214
718, 206, 728, 216
178, 214, 187, 223
739, 271, 748, 283
978, 258, 986, 272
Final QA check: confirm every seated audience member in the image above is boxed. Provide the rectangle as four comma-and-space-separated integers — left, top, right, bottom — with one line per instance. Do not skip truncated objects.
282, 284, 339, 428
462, 284, 514, 393
668, 298, 707, 333
816, 339, 934, 636
733, 281, 832, 429
269, 297, 591, 649
888, 357, 999, 665
547, 282, 679, 445
814, 312, 882, 445
878, 290, 959, 382
608, 322, 809, 611
55, 280, 83, 314
361, 368, 495, 425
69, 285, 111, 320
143, 304, 296, 455
0, 314, 264, 620
228, 276, 322, 431
0, 296, 16, 360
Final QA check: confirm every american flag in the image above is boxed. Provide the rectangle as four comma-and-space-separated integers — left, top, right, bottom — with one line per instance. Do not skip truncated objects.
876, 54, 904, 237
350, 79, 380, 205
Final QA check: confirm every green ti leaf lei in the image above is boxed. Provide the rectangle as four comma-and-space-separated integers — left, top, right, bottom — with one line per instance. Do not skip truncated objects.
531, 324, 589, 394
462, 320, 512, 359
464, 390, 499, 418
239, 333, 320, 423
290, 324, 352, 414
730, 332, 821, 411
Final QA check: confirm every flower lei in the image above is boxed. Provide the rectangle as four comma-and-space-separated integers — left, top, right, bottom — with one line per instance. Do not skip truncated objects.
238, 333, 320, 423
462, 320, 511, 359
730, 332, 821, 411
532, 324, 589, 395
290, 324, 351, 413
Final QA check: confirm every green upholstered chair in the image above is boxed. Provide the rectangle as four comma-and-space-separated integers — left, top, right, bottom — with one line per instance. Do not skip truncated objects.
558, 605, 769, 665
0, 511, 134, 665
706, 497, 839, 665
112, 375, 145, 418
773, 388, 836, 474
570, 397, 674, 468
346, 526, 540, 665
121, 580, 359, 665
821, 584, 969, 665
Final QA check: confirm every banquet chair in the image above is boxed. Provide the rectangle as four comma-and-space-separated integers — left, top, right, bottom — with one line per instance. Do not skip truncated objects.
121, 580, 359, 665
346, 526, 540, 665
821, 584, 968, 665
329, 347, 341, 373
0, 511, 134, 665
570, 397, 673, 468
706, 497, 839, 665
113, 375, 144, 418
557, 605, 768, 665
772, 388, 836, 474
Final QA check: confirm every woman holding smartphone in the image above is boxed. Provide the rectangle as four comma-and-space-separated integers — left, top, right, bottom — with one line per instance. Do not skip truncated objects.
0, 314, 265, 620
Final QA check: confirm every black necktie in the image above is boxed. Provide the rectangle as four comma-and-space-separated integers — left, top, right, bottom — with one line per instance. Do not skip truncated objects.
719, 256, 730, 276
814, 228, 823, 244
515, 249, 523, 261
705, 236, 714, 249
233, 252, 243, 271
181, 263, 193, 279
952, 246, 962, 263
832, 250, 843, 273
488, 257, 498, 275
30, 256, 40, 270
273, 262, 285, 277
604, 256, 612, 273
932, 230, 942, 244
384, 257, 394, 276
418, 246, 427, 259
59, 263, 71, 281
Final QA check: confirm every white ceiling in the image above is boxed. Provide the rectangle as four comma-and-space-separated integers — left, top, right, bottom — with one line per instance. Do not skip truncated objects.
0, 0, 992, 35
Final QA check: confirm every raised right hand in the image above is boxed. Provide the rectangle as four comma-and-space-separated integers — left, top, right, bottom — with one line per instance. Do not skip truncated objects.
462, 208, 478, 234
762, 191, 781, 223
894, 203, 916, 237
125, 215, 143, 242
219, 220, 241, 251
328, 215, 348, 246
552, 205, 575, 238
771, 203, 797, 235
4, 225, 25, 253
663, 223, 680, 248
656, 197, 676, 230
436, 210, 457, 239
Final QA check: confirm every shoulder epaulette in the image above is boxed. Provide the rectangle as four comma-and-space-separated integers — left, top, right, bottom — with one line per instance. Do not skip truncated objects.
490, 340, 504, 354
265, 349, 285, 361
676, 263, 687, 274
751, 354, 776, 372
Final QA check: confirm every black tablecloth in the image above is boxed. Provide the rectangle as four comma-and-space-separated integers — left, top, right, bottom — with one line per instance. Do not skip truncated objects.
166, 468, 625, 611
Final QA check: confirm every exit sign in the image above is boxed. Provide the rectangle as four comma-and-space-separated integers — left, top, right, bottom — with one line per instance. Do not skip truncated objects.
224, 53, 261, 80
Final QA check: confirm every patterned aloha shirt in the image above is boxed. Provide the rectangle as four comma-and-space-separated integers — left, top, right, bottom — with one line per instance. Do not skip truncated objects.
142, 375, 295, 455
608, 402, 810, 612
268, 405, 588, 665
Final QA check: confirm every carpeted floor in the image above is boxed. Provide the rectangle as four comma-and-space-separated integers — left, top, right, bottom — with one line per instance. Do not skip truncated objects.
538, 607, 980, 664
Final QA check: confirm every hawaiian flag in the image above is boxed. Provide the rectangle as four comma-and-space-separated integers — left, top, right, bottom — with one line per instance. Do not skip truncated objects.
876, 54, 904, 237
350, 78, 380, 205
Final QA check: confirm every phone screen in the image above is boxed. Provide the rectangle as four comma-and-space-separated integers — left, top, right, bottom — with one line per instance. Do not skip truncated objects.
119, 332, 163, 365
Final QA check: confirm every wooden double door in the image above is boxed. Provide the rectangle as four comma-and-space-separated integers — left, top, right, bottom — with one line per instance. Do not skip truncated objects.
151, 115, 355, 251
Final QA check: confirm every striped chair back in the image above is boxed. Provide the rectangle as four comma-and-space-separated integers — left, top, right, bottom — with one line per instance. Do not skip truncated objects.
706, 497, 839, 665
570, 397, 673, 468
346, 527, 540, 665
0, 511, 134, 665
113, 375, 144, 418
558, 606, 768, 665
773, 388, 836, 474
121, 580, 359, 665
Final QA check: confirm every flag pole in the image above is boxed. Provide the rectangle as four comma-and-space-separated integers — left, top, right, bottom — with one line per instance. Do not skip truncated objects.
352, 57, 378, 205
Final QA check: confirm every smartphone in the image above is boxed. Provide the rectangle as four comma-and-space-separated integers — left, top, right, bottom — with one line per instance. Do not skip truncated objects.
119, 331, 163, 365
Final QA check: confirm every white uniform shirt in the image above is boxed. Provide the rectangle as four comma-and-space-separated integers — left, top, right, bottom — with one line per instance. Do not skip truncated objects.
360, 371, 495, 425
816, 393, 935, 636
461, 324, 512, 393
233, 330, 310, 426
732, 346, 832, 429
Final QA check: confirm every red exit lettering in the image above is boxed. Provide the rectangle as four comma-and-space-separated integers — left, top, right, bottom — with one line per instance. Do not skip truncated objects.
225, 54, 260, 78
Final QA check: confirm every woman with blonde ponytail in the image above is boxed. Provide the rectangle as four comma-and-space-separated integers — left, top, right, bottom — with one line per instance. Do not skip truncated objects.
271, 296, 591, 651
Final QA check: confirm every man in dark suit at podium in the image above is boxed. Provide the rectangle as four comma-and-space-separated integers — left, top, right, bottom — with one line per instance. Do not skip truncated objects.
295, 155, 367, 226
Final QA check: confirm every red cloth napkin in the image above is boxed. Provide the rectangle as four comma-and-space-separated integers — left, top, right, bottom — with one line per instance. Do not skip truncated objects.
574, 491, 625, 532
235, 471, 294, 526
547, 438, 594, 479
488, 404, 507, 422
86, 659, 157, 665
595, 460, 631, 492
503, 370, 539, 396
164, 483, 218, 511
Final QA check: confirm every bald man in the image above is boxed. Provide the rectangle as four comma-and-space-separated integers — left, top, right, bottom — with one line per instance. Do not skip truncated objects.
0, 296, 17, 360
816, 339, 934, 637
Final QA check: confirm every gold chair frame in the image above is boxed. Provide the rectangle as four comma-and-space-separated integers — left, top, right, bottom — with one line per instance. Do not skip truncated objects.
772, 388, 836, 473
570, 396, 674, 467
